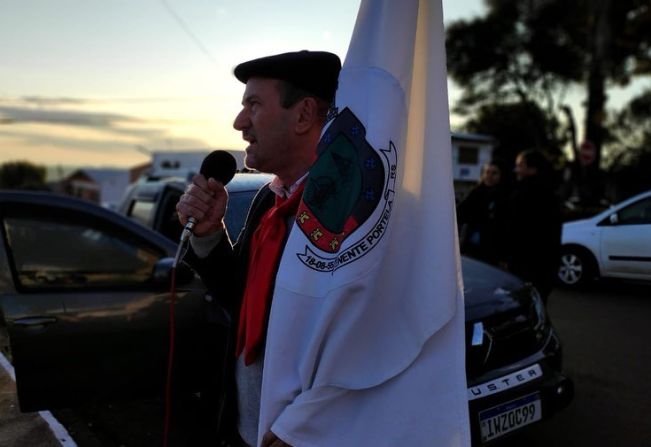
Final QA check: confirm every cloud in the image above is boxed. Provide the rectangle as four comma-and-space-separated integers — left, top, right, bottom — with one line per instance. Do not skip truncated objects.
16, 95, 218, 106
0, 102, 201, 139
20, 96, 89, 106
0, 127, 147, 153
0, 126, 211, 170
0, 106, 138, 128
0, 124, 209, 152
0, 96, 215, 167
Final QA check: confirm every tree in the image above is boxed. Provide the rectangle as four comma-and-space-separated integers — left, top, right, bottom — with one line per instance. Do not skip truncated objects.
446, 0, 582, 118
446, 0, 651, 203
0, 161, 48, 190
605, 90, 651, 198
464, 101, 565, 167
580, 0, 650, 159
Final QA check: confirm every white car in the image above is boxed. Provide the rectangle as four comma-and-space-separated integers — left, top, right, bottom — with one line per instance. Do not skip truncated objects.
558, 189, 651, 287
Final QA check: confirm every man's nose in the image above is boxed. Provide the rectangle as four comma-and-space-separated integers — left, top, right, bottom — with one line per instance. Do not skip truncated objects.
233, 109, 249, 131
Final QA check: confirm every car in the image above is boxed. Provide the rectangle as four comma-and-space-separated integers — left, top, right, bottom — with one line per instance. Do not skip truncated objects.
118, 172, 274, 242
462, 257, 572, 444
0, 175, 572, 446
558, 189, 651, 287
0, 189, 225, 411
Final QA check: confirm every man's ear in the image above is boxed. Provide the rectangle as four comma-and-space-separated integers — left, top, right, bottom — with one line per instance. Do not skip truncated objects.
294, 97, 319, 135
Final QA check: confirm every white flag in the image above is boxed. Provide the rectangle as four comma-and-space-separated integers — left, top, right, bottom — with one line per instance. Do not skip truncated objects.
260, 0, 470, 445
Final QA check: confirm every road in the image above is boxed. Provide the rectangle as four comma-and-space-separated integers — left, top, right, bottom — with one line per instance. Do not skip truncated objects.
6, 280, 651, 446
501, 281, 651, 447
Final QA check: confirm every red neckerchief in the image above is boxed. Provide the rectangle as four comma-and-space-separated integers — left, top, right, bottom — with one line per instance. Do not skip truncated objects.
236, 182, 305, 365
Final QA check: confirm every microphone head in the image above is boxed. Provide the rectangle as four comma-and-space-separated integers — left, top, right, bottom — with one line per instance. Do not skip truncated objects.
199, 150, 237, 185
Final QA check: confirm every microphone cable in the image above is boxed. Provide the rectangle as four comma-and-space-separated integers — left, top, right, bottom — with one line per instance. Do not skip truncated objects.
163, 239, 190, 447
163, 264, 177, 447
162, 149, 236, 445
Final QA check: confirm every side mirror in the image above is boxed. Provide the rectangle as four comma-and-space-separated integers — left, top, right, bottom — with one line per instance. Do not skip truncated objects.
609, 213, 619, 225
151, 257, 195, 287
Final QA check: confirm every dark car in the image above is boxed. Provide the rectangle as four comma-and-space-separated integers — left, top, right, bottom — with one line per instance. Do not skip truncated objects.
0, 175, 572, 445
0, 189, 227, 412
462, 257, 572, 443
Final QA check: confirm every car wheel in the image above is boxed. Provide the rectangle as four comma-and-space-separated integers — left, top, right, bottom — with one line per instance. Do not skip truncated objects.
558, 247, 595, 287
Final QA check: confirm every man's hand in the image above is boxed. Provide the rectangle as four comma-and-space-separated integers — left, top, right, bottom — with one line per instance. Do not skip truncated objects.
261, 431, 292, 447
176, 174, 229, 237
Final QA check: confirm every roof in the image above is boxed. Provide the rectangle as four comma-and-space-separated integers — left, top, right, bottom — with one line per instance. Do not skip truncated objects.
451, 132, 496, 144
149, 149, 246, 179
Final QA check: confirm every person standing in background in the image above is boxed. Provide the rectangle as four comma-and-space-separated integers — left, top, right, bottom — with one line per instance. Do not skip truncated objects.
501, 150, 562, 302
457, 159, 509, 265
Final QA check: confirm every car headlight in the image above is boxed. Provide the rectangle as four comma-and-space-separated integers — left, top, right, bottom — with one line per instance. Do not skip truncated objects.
529, 285, 548, 333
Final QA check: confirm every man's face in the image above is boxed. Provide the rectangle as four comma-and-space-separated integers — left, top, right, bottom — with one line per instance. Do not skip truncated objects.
514, 155, 536, 181
233, 78, 293, 174
481, 164, 501, 187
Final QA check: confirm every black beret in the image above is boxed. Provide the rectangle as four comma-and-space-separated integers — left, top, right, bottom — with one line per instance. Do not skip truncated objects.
234, 50, 341, 103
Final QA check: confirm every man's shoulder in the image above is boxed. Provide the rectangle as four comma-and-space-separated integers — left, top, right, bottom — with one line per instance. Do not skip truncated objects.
250, 183, 275, 210
242, 183, 275, 227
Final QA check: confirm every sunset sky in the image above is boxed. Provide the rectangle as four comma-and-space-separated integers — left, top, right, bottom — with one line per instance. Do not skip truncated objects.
1, 1, 646, 172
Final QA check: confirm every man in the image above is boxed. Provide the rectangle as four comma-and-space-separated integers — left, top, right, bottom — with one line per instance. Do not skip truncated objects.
456, 158, 509, 265
176, 50, 341, 447
501, 149, 562, 301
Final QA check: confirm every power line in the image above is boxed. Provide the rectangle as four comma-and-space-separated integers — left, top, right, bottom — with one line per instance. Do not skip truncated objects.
158, 0, 219, 65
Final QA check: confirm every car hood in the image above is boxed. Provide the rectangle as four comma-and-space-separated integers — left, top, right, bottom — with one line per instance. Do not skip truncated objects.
563, 216, 597, 230
461, 256, 550, 379
461, 256, 530, 321
564, 216, 593, 227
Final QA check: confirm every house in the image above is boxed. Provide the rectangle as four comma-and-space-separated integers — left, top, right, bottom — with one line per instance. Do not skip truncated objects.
147, 140, 495, 198
450, 132, 496, 201
148, 150, 246, 180
48, 135, 494, 209
48, 149, 246, 209
52, 164, 149, 209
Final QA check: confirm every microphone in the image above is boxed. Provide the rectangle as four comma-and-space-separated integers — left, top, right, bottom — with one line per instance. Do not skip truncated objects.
180, 150, 237, 243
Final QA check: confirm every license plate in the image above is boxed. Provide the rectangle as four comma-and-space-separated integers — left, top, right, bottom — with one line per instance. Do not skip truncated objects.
479, 393, 542, 443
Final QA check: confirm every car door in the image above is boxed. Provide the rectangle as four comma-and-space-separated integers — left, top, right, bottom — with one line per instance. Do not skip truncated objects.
0, 194, 225, 411
599, 196, 651, 279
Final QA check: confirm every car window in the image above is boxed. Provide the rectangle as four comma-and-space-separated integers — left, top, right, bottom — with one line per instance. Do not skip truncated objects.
130, 200, 155, 227
146, 188, 256, 242
158, 190, 183, 241
616, 197, 651, 225
125, 185, 183, 241
225, 190, 258, 238
3, 214, 163, 290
